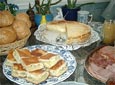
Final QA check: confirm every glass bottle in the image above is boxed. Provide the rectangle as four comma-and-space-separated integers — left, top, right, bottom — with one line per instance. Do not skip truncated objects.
102, 19, 115, 45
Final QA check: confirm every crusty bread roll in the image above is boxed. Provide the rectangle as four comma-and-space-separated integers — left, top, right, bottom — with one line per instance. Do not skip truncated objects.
46, 20, 66, 33
0, 10, 14, 27
0, 26, 17, 45
15, 13, 31, 28
12, 19, 31, 40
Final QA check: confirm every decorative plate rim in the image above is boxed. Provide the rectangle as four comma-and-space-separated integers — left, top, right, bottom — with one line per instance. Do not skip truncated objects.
3, 45, 77, 85
34, 24, 100, 50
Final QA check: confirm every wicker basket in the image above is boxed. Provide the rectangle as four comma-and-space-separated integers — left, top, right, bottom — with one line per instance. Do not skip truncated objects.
0, 33, 31, 56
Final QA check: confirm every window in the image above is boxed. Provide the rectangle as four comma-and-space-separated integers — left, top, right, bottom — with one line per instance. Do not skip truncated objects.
7, 0, 110, 10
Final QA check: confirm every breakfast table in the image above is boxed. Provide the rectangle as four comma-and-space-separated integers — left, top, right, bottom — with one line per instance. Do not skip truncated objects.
0, 22, 107, 85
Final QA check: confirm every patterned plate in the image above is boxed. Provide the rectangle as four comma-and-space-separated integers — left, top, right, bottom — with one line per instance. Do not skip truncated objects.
34, 24, 100, 50
3, 45, 77, 85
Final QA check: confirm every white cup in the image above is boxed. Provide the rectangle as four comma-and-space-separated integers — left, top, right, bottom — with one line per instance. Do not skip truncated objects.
77, 10, 93, 24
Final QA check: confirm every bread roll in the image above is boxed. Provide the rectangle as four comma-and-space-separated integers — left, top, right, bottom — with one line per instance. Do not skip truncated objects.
0, 26, 17, 45
0, 10, 14, 27
15, 13, 31, 28
12, 19, 31, 40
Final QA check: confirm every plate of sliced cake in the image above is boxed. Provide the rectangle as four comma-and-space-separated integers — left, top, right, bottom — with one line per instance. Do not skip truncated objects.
34, 20, 100, 50
3, 45, 76, 85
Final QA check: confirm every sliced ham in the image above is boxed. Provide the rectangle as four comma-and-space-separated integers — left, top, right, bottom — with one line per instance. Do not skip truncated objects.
89, 46, 115, 68
98, 46, 115, 59
87, 46, 115, 83
98, 46, 115, 54
89, 63, 114, 83
106, 64, 115, 73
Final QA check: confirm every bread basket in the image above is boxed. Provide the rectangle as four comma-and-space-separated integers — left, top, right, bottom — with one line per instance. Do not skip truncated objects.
0, 33, 31, 56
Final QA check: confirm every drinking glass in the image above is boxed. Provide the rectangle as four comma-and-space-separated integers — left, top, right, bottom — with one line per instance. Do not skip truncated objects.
102, 19, 115, 45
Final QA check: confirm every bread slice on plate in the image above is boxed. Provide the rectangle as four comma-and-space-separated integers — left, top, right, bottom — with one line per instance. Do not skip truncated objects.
11, 63, 27, 78
39, 53, 61, 68
26, 69, 49, 84
21, 56, 44, 71
49, 59, 67, 77
5, 50, 17, 67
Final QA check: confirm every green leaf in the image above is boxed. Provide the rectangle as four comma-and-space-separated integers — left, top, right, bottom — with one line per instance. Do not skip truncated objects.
0, 2, 5, 10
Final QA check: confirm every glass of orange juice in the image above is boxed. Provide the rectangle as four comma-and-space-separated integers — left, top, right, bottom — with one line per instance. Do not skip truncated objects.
102, 19, 115, 45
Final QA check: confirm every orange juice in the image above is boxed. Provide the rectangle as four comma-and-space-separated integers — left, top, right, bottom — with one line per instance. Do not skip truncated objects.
103, 20, 115, 45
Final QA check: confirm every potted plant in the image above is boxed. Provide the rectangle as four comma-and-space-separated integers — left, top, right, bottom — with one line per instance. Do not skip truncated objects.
34, 0, 62, 26
61, 0, 94, 21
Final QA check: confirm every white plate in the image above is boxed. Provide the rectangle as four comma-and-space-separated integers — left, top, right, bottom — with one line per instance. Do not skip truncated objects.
56, 81, 88, 85
3, 45, 77, 85
34, 24, 100, 50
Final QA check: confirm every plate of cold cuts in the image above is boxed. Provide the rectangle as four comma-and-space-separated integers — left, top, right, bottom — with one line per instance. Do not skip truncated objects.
85, 45, 115, 83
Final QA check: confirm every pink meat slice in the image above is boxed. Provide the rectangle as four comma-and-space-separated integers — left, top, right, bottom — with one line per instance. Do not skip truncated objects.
88, 46, 115, 83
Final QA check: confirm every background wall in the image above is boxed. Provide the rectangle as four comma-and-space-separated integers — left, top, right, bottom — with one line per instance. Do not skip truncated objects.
51, 2, 109, 22
77, 2, 109, 22
7, 0, 110, 10
7, 0, 109, 22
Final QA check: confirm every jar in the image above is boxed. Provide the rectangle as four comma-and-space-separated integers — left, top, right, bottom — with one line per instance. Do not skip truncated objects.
102, 19, 115, 45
